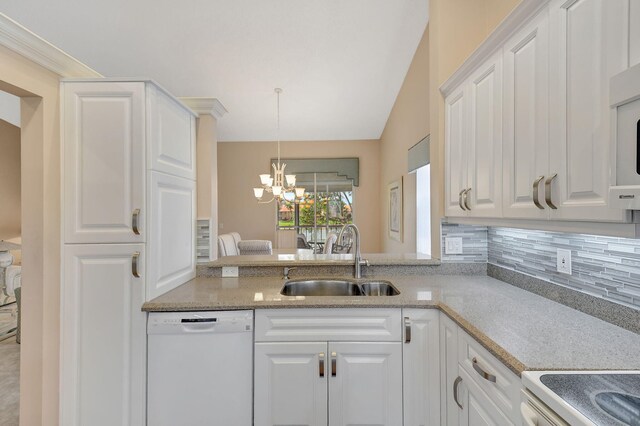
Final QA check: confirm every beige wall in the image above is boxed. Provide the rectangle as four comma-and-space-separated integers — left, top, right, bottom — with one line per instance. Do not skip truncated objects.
195, 114, 219, 258
218, 140, 381, 252
379, 27, 430, 254
0, 43, 62, 426
428, 0, 521, 257
0, 118, 21, 240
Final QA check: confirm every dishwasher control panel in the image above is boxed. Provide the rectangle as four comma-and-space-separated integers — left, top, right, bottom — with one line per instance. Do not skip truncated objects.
148, 311, 253, 334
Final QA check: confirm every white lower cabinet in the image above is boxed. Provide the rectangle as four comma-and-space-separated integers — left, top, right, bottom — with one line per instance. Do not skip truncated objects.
254, 308, 403, 426
329, 342, 403, 426
254, 341, 402, 426
458, 369, 511, 426
440, 312, 520, 426
403, 309, 440, 426
61, 244, 146, 426
254, 342, 328, 426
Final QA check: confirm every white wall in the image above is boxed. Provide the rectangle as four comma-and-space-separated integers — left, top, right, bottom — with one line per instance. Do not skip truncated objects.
0, 90, 20, 128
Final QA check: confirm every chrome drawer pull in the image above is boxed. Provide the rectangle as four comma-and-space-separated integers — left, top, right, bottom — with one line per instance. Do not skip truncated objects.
532, 176, 545, 209
319, 353, 325, 378
544, 174, 558, 209
472, 357, 496, 383
132, 208, 141, 235
132, 252, 141, 278
463, 188, 472, 211
453, 376, 463, 409
331, 352, 337, 377
459, 189, 467, 211
404, 317, 411, 343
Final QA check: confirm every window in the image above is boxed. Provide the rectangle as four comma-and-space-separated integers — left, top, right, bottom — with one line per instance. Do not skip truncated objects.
277, 172, 354, 248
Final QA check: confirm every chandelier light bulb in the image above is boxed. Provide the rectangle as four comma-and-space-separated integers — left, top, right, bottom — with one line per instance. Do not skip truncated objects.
286, 175, 296, 186
272, 186, 283, 197
253, 187, 264, 199
259, 174, 271, 185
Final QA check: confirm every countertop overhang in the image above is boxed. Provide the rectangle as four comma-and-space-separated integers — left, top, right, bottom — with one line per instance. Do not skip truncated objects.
204, 252, 440, 267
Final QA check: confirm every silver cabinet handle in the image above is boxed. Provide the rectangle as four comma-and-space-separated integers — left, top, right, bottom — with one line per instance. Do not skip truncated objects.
453, 376, 463, 409
545, 174, 558, 209
532, 176, 545, 210
132, 208, 141, 235
463, 188, 471, 211
404, 317, 411, 343
319, 353, 325, 378
132, 252, 141, 278
331, 352, 337, 377
458, 189, 467, 211
472, 357, 496, 383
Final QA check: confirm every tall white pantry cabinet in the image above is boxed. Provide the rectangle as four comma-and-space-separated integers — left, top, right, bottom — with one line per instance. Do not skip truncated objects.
60, 80, 197, 426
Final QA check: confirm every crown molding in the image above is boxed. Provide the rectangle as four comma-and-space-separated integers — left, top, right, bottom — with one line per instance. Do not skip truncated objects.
439, 0, 550, 97
179, 97, 228, 119
0, 13, 102, 78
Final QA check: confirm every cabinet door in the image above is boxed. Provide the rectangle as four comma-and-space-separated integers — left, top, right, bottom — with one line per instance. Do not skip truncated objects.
631, 1, 640, 68
147, 171, 196, 300
445, 85, 470, 217
63, 82, 145, 243
147, 84, 196, 179
467, 52, 503, 217
254, 342, 328, 426
402, 309, 440, 426
440, 313, 460, 426
502, 9, 551, 220
548, 0, 629, 222
329, 342, 403, 426
61, 244, 146, 426
459, 369, 511, 426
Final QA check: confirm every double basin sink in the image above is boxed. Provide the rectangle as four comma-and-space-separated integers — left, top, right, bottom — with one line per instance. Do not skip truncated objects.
281, 279, 400, 297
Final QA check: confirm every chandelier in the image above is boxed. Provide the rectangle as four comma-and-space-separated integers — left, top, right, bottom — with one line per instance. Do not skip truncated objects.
253, 88, 305, 203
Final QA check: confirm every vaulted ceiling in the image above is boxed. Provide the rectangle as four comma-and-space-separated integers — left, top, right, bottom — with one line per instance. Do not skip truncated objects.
0, 0, 428, 141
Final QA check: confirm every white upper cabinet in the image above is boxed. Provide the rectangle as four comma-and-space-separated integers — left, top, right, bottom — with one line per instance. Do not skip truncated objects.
443, 0, 635, 225
445, 52, 503, 218
63, 82, 145, 243
445, 85, 469, 217
548, 0, 629, 222
467, 52, 503, 217
147, 171, 196, 300
502, 9, 550, 220
147, 84, 196, 179
631, 1, 640, 67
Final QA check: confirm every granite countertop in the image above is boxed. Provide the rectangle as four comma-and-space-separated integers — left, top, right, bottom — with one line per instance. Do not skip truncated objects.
142, 274, 640, 375
205, 252, 440, 267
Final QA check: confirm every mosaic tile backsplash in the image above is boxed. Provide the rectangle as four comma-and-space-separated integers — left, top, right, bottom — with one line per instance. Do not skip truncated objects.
441, 222, 488, 263
488, 227, 640, 310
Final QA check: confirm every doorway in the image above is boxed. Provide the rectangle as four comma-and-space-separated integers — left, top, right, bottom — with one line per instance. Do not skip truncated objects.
0, 88, 22, 425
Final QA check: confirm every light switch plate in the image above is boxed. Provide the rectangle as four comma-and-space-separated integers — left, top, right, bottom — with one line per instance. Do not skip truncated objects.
445, 237, 463, 255
557, 249, 572, 275
222, 266, 239, 277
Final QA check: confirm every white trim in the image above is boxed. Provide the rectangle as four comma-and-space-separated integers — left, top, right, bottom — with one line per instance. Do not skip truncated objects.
439, 0, 550, 97
179, 97, 228, 119
0, 13, 102, 78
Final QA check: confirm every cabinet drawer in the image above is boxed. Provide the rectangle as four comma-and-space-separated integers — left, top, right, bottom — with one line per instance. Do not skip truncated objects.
457, 330, 521, 423
255, 309, 402, 342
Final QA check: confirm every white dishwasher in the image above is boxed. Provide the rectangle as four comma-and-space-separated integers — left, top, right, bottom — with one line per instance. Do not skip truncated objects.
147, 310, 253, 426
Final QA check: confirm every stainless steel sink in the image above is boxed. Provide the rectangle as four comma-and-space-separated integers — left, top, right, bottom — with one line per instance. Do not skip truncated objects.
280, 279, 400, 297
360, 281, 400, 296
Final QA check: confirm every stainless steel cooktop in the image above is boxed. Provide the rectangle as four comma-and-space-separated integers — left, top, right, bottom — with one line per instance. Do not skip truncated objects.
540, 374, 640, 426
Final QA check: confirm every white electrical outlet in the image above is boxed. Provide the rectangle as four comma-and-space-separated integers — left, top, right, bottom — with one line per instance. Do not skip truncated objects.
445, 237, 463, 255
557, 249, 572, 275
222, 266, 239, 277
